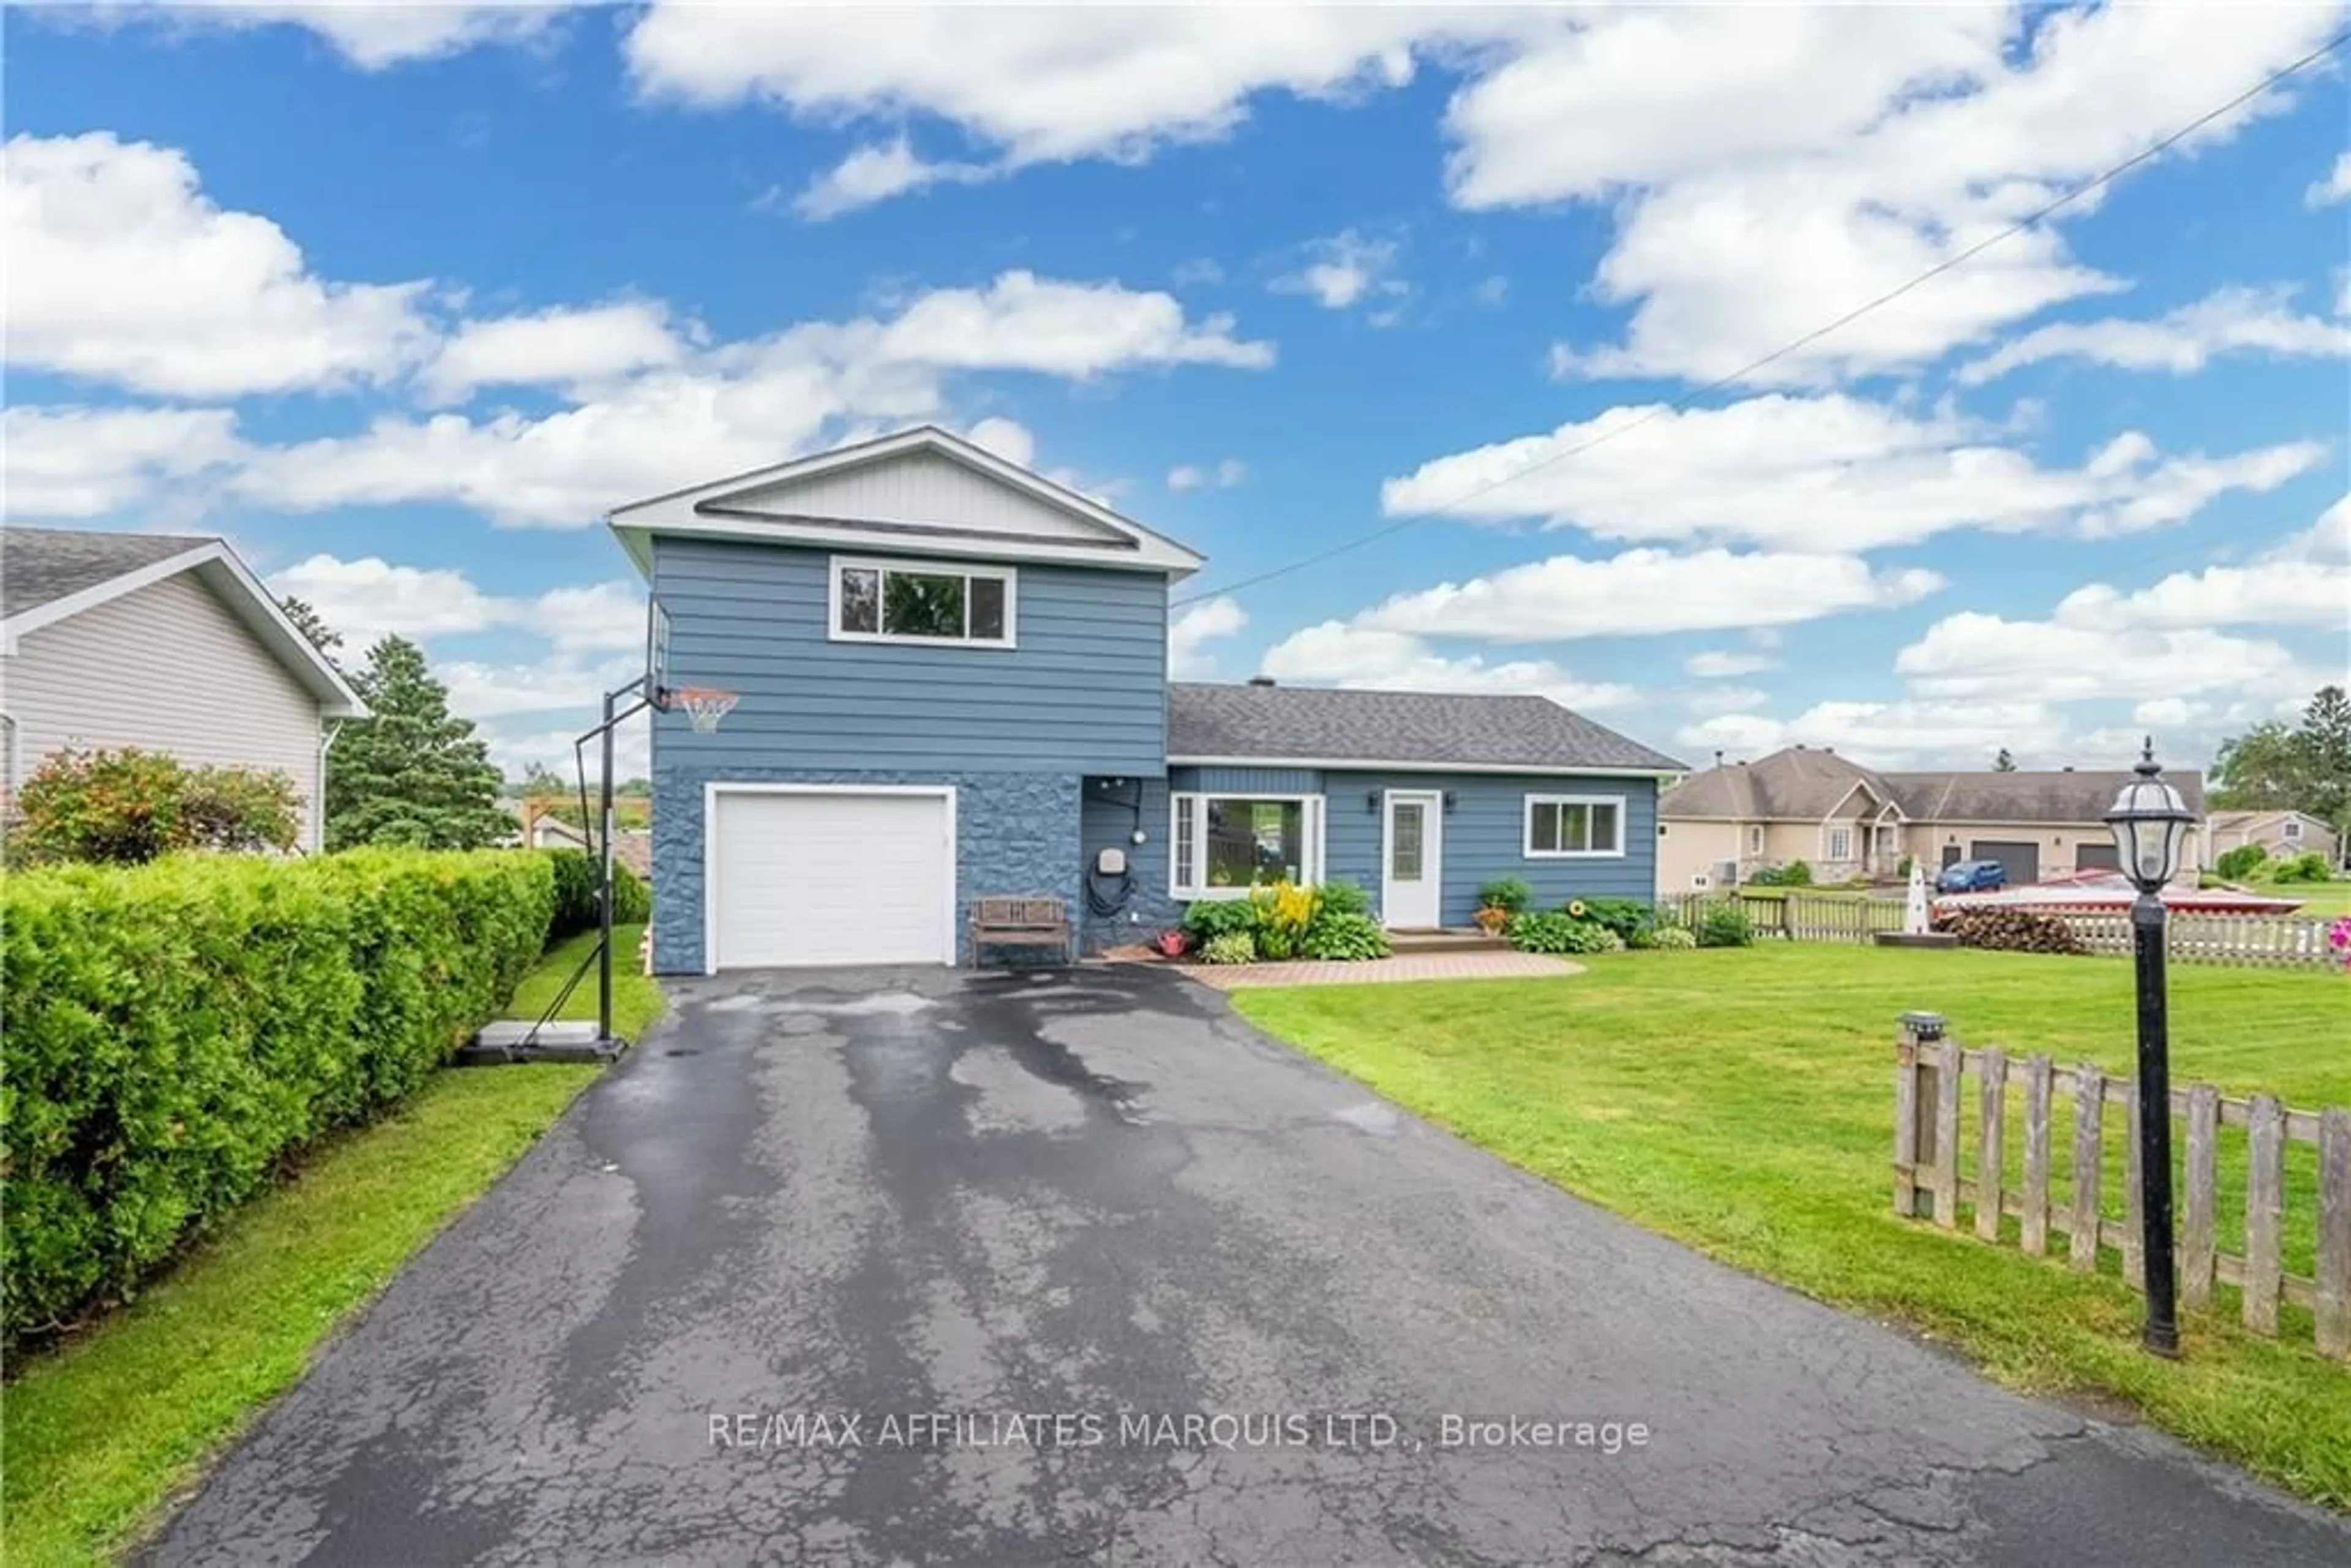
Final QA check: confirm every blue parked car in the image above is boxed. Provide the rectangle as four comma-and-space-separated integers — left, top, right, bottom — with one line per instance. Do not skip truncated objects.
1936, 859, 2009, 894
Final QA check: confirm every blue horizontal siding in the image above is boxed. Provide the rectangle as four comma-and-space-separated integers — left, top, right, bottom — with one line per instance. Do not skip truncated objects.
1170, 767, 1325, 793
653, 536, 1168, 775
1322, 771, 1659, 925
1079, 774, 1180, 951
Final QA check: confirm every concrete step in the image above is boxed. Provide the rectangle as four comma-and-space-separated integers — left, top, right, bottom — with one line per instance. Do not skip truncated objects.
1386, 928, 1509, 954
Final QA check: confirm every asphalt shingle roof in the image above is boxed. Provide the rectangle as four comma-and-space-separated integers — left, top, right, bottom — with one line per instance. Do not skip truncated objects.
2, 527, 211, 621
1662, 746, 2206, 824
1168, 682, 1686, 772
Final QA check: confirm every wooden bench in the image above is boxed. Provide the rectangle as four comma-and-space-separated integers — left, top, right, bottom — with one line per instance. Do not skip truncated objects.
969, 896, 1074, 967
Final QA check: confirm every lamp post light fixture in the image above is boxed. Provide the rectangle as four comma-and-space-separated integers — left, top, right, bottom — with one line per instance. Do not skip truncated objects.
2103, 737, 2197, 1359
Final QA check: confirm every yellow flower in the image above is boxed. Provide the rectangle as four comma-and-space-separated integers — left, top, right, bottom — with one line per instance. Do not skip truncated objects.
1567, 900, 1588, 918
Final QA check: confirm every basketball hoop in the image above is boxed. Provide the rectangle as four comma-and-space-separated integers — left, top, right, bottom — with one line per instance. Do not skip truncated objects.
668, 686, 738, 733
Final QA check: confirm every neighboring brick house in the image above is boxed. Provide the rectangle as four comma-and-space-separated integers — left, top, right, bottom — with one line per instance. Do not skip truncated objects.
607, 426, 1685, 973
0, 528, 367, 848
2205, 809, 2342, 869
1658, 745, 2207, 892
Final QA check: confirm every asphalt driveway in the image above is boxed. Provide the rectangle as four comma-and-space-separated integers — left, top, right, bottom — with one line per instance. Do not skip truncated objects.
143, 966, 2344, 1566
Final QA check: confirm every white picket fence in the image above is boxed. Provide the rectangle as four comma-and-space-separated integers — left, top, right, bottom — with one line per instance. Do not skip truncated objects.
2055, 911, 2341, 970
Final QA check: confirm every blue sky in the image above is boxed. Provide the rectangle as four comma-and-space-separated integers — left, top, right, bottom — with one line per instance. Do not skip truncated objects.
9, 4, 2349, 781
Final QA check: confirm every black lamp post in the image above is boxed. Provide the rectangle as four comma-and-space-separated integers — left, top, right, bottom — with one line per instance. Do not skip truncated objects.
2103, 737, 2197, 1359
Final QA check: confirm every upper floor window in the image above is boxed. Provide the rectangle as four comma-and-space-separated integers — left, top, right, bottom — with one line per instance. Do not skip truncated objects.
2283, 819, 2303, 842
1524, 794, 1625, 858
830, 556, 1016, 648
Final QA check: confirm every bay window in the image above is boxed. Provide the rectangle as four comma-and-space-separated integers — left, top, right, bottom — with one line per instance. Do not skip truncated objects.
1524, 794, 1625, 858
1171, 793, 1324, 896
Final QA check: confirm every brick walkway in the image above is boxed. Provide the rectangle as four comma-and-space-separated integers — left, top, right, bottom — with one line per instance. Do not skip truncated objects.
1178, 951, 1584, 989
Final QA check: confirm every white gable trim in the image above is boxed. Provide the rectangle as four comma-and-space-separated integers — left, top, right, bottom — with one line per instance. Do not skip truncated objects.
607, 425, 1204, 580
1, 541, 367, 717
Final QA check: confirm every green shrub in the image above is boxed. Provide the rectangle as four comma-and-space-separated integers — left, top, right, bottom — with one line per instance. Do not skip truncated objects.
2267, 851, 2333, 884
1649, 925, 1698, 950
1182, 898, 1259, 940
6, 748, 301, 866
1749, 860, 1813, 888
612, 861, 651, 923
2214, 844, 2269, 882
0, 848, 555, 1345
1199, 931, 1257, 965
1475, 877, 1535, 914
1567, 895, 1652, 943
1318, 879, 1373, 918
1506, 911, 1613, 955
1299, 911, 1390, 961
1693, 904, 1755, 948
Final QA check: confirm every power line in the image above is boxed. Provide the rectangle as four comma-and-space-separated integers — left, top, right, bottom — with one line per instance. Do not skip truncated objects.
1173, 28, 2351, 610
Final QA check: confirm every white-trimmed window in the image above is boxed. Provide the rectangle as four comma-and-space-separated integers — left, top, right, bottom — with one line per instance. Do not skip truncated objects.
1748, 825, 1764, 853
830, 555, 1016, 647
1524, 795, 1625, 858
1828, 825, 1854, 861
1171, 793, 1325, 897
2284, 819, 2303, 843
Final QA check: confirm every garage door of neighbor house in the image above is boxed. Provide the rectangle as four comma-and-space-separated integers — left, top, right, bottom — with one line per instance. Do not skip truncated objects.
708, 789, 954, 969
2074, 842, 2121, 872
1970, 839, 2041, 885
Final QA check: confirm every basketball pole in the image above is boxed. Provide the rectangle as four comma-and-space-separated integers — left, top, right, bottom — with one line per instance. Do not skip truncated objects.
582, 673, 658, 1053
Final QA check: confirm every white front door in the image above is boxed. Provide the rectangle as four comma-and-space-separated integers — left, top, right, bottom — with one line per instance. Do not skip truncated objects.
1382, 790, 1444, 929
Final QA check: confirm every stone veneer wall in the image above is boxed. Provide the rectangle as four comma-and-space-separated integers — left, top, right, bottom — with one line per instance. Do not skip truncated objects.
651, 768, 1082, 974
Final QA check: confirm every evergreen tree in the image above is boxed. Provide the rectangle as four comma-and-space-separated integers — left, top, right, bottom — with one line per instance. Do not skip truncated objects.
327, 637, 513, 850
1992, 748, 2017, 772
279, 595, 344, 666
2297, 685, 2351, 833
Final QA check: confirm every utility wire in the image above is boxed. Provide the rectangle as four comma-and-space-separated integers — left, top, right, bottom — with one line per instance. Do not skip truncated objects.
1172, 29, 2351, 610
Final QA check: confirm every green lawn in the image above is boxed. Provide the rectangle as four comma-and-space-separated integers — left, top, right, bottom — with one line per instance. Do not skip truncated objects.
508, 921, 663, 1041
1232, 945, 2351, 1507
2265, 882, 2351, 917
3, 926, 659, 1568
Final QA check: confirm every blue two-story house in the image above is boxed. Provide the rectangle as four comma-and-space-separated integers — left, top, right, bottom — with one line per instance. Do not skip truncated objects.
609, 426, 1686, 973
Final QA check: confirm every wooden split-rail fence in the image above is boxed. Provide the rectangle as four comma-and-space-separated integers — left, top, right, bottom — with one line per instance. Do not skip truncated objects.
1891, 1012, 2351, 1359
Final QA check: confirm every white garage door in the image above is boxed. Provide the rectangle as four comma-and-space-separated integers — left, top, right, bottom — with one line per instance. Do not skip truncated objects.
708, 789, 954, 969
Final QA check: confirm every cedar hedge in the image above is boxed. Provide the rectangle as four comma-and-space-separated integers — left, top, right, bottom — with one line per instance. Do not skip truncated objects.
544, 847, 650, 940
1, 848, 555, 1345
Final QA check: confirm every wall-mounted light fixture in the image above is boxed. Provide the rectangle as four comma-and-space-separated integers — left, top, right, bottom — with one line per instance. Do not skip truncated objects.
1366, 792, 1380, 814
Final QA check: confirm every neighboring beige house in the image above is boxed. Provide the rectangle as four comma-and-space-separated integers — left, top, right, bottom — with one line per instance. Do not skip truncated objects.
528, 812, 654, 880
1659, 745, 2208, 892
2205, 809, 2341, 869
1, 528, 366, 849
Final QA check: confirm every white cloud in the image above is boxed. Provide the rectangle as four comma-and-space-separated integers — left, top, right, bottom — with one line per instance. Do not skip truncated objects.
5, 131, 436, 396
420, 301, 691, 404
1168, 596, 1247, 678
963, 416, 1037, 469
622, 6, 1467, 188
1355, 547, 1943, 641
1379, 393, 2325, 552
440, 653, 642, 719
2308, 151, 2351, 207
1166, 458, 1248, 492
63, 2, 574, 69
1685, 685, 1771, 719
1273, 230, 1401, 311
269, 554, 645, 655
230, 271, 1270, 525
2268, 492, 2351, 565
484, 715, 650, 785
1259, 622, 1641, 711
1686, 650, 1780, 678
3, 405, 246, 518
1460, 6, 2341, 384
1959, 286, 2351, 383
1678, 698, 2074, 771
789, 137, 996, 220
1895, 613, 2313, 704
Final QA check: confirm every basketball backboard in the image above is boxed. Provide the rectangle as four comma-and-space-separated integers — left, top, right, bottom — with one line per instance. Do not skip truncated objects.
646, 598, 671, 705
